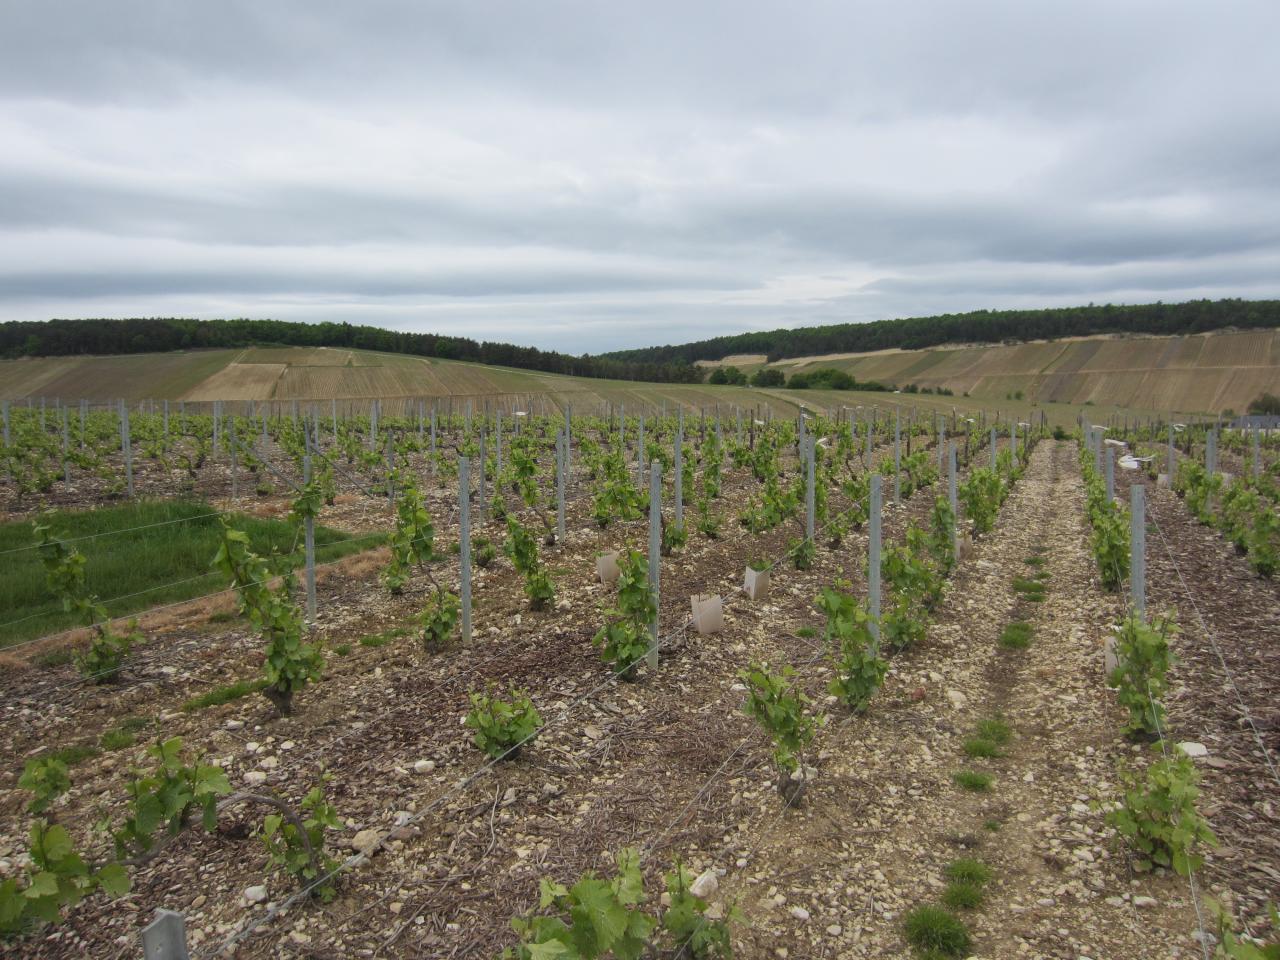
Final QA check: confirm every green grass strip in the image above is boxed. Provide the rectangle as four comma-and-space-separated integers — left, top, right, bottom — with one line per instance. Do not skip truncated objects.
182, 678, 267, 712
1, 500, 383, 648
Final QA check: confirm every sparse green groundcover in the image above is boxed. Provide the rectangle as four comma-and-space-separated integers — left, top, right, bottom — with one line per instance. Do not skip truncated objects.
952, 769, 994, 792
999, 620, 1034, 649
1011, 575, 1047, 601
0, 501, 382, 648
904, 905, 972, 957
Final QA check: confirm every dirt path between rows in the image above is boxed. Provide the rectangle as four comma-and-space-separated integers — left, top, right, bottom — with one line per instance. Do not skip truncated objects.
722, 440, 1206, 958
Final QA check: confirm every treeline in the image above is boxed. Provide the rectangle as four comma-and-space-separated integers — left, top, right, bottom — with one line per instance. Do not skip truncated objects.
0, 318, 703, 384
601, 298, 1280, 365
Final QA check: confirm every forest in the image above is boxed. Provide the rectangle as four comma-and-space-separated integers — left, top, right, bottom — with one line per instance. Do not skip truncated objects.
602, 298, 1280, 365
0, 318, 704, 385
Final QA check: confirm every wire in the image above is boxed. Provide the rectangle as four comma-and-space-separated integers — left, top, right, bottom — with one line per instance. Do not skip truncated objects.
198, 621, 695, 958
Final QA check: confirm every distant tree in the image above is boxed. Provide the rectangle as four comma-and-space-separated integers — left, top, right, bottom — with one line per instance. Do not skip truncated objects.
1248, 392, 1280, 415
751, 368, 785, 388
600, 298, 1280, 367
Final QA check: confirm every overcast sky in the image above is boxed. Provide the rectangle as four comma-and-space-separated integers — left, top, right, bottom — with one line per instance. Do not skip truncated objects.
2, 1, 1279, 354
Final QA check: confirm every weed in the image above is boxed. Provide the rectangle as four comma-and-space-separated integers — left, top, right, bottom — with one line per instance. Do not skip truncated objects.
333, 643, 352, 657
182, 678, 266, 712
941, 882, 984, 909
944, 858, 992, 885
903, 905, 972, 957
963, 738, 1001, 758
1011, 576, 1046, 600
999, 621, 1033, 649
975, 717, 1012, 745
358, 628, 406, 648
952, 770, 994, 792
41, 743, 100, 767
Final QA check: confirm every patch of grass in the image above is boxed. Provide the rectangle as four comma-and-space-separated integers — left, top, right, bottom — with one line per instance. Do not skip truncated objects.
983, 819, 1002, 832
903, 905, 972, 957
941, 881, 985, 910
0, 500, 385, 648
1011, 576, 1047, 601
207, 610, 239, 624
1023, 555, 1046, 567
944, 858, 992, 886
998, 621, 1034, 649
963, 738, 1001, 758
182, 678, 266, 712
101, 716, 149, 751
333, 643, 352, 657
796, 626, 816, 639
358, 627, 407, 648
41, 743, 100, 767
975, 716, 1012, 745
952, 770, 994, 792
36, 649, 73, 668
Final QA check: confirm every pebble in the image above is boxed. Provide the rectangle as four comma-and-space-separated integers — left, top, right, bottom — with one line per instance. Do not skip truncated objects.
1177, 742, 1207, 758
789, 906, 810, 921
243, 885, 267, 904
690, 870, 718, 898
414, 759, 435, 774
350, 829, 381, 855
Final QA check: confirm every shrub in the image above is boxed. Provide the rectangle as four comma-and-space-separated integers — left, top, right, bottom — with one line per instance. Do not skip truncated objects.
1107, 748, 1216, 876
34, 521, 140, 683
505, 516, 555, 610
660, 862, 737, 959
817, 587, 886, 713
473, 536, 497, 569
593, 549, 656, 681
1108, 612, 1176, 739
740, 662, 823, 803
465, 686, 543, 760
18, 757, 70, 815
112, 737, 232, 859
958, 468, 1003, 535
260, 778, 342, 902
503, 847, 656, 959
0, 820, 130, 937
382, 485, 436, 594
213, 523, 321, 717
787, 536, 815, 570
418, 590, 460, 651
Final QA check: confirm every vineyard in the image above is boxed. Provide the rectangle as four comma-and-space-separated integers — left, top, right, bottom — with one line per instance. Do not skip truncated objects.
0, 397, 1277, 959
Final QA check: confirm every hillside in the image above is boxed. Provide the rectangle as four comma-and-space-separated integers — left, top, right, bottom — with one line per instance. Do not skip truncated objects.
602, 298, 1280, 366
0, 346, 802, 418
698, 329, 1280, 415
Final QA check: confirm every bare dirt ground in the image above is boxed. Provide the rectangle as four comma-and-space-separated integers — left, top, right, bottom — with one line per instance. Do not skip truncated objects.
2, 437, 1274, 958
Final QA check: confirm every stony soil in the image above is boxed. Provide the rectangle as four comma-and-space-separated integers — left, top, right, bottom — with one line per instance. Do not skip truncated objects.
1, 435, 1275, 958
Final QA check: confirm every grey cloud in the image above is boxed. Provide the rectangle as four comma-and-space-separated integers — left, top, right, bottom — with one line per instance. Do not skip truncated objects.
2, 0, 1280, 353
